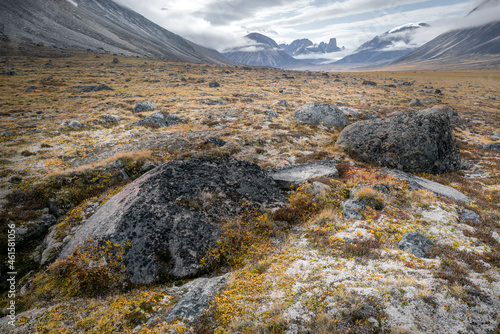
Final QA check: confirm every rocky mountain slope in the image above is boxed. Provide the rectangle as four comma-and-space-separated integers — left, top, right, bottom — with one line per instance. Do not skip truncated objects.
390, 0, 500, 69
335, 23, 429, 68
280, 38, 343, 57
0, 53, 499, 333
0, 0, 231, 64
222, 33, 304, 68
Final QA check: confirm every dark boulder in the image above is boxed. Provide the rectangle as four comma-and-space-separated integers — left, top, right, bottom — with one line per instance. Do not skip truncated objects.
129, 111, 186, 128
336, 108, 461, 174
59, 158, 285, 284
205, 137, 226, 147
209, 82, 220, 88
398, 231, 433, 258
362, 80, 377, 86
294, 103, 349, 127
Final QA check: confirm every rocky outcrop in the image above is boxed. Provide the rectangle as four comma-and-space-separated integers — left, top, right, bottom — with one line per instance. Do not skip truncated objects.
59, 158, 285, 284
133, 100, 157, 113
336, 108, 461, 174
294, 103, 349, 127
267, 161, 338, 190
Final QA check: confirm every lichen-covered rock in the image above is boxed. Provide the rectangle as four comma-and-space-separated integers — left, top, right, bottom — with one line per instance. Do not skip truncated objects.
336, 108, 461, 174
398, 231, 434, 258
342, 199, 365, 220
132, 100, 157, 113
59, 158, 285, 284
129, 111, 186, 128
268, 161, 338, 190
165, 274, 228, 322
294, 103, 349, 127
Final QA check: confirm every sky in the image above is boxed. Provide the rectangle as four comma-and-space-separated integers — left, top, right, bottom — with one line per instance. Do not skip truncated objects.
114, 0, 499, 52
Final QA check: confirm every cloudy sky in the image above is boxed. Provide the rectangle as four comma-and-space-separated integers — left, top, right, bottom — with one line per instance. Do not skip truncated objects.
114, 0, 499, 51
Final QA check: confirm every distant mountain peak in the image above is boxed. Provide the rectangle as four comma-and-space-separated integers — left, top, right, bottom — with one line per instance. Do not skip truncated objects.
387, 22, 430, 34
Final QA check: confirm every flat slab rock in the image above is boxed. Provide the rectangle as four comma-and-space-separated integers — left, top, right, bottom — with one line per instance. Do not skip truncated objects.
59, 158, 285, 284
380, 168, 469, 203
267, 161, 338, 190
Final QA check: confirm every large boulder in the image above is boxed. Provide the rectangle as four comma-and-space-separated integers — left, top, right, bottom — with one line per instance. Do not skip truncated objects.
59, 158, 285, 284
336, 108, 461, 174
294, 103, 349, 127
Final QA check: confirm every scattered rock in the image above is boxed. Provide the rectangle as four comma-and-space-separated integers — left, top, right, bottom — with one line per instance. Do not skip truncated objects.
305, 181, 331, 195
380, 168, 469, 203
459, 209, 481, 223
133, 100, 157, 113
428, 105, 465, 127
340, 107, 360, 118
1, 131, 15, 137
362, 80, 377, 86
165, 275, 228, 322
205, 137, 226, 147
59, 157, 285, 284
268, 160, 338, 190
0, 71, 17, 76
129, 111, 187, 128
364, 112, 379, 119
266, 109, 279, 117
336, 109, 461, 174
208, 82, 220, 88
99, 114, 121, 123
112, 57, 120, 64
420, 89, 442, 95
25, 86, 37, 92
72, 84, 114, 93
140, 161, 157, 173
342, 199, 365, 219
294, 103, 349, 127
277, 100, 288, 106
398, 231, 433, 258
409, 99, 423, 107
479, 143, 500, 153
63, 120, 83, 128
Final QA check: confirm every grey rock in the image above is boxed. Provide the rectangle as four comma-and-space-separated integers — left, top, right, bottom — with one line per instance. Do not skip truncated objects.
165, 274, 227, 322
380, 168, 468, 202
336, 109, 461, 174
421, 89, 442, 95
294, 103, 349, 127
140, 162, 157, 173
112, 57, 120, 64
305, 181, 331, 195
342, 199, 365, 219
73, 84, 114, 93
268, 161, 338, 190
100, 114, 121, 123
410, 99, 423, 106
459, 209, 481, 223
25, 86, 37, 92
340, 107, 360, 118
277, 99, 288, 106
398, 231, 433, 258
133, 100, 157, 113
16, 214, 57, 246
266, 109, 279, 117
364, 112, 379, 119
428, 105, 465, 127
209, 82, 220, 88
205, 137, 226, 147
67, 120, 83, 128
362, 80, 377, 86
479, 143, 500, 153
129, 111, 187, 128
59, 157, 285, 284
2, 131, 15, 137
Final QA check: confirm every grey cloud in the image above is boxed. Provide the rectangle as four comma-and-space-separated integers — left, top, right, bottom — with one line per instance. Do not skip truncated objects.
195, 0, 290, 25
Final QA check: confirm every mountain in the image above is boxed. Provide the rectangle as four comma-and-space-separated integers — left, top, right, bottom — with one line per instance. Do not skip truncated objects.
222, 33, 303, 68
391, 1, 500, 69
280, 38, 342, 57
334, 23, 429, 67
0, 0, 231, 64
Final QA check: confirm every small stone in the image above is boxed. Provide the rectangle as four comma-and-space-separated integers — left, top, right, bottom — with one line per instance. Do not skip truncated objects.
362, 80, 377, 86
398, 231, 433, 258
205, 137, 226, 147
459, 209, 481, 223
209, 82, 220, 88
410, 99, 423, 106
266, 109, 279, 117
133, 100, 157, 113
68, 120, 83, 128
342, 199, 365, 219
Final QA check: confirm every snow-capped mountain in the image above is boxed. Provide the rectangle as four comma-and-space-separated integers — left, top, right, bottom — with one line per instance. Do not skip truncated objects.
0, 0, 231, 64
334, 22, 429, 67
280, 38, 343, 57
222, 33, 303, 68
